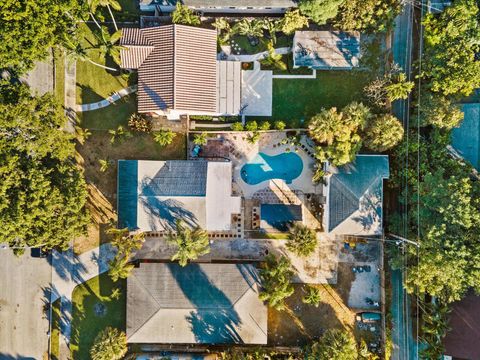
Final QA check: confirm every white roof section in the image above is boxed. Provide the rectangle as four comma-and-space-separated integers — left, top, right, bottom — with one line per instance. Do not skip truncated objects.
121, 160, 241, 232
216, 61, 242, 115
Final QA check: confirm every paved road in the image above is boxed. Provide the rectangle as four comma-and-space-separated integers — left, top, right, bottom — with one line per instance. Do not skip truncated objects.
0, 251, 52, 359
392, 2, 414, 128
20, 57, 54, 95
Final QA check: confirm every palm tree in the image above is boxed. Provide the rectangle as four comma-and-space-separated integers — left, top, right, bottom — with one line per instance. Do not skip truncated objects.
286, 223, 317, 257
262, 18, 280, 44
86, 0, 103, 30
96, 0, 122, 31
153, 130, 176, 147
232, 18, 265, 39
108, 256, 134, 282
90, 327, 127, 360
171, 3, 201, 26
258, 254, 294, 310
302, 286, 321, 307
97, 27, 124, 66
167, 220, 210, 267
106, 227, 145, 281
63, 35, 118, 72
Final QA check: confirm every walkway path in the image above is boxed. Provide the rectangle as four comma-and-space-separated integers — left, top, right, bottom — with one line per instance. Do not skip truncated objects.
75, 85, 137, 112
51, 244, 117, 360
64, 59, 76, 133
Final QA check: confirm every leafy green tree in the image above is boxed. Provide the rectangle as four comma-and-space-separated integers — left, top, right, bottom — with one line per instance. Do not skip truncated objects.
107, 228, 145, 281
420, 300, 451, 359
336, 0, 401, 32
193, 132, 208, 146
308, 103, 370, 165
259, 254, 294, 311
385, 73, 414, 101
287, 224, 317, 257
418, 92, 464, 129
171, 3, 200, 26
363, 114, 404, 152
298, 0, 344, 25
63, 34, 118, 72
302, 286, 321, 307
232, 19, 265, 38
308, 329, 358, 360
167, 220, 210, 266
0, 0, 84, 72
153, 130, 176, 147
260, 42, 287, 71
422, 0, 480, 96
0, 82, 88, 250
90, 327, 127, 360
391, 130, 480, 303
279, 9, 309, 35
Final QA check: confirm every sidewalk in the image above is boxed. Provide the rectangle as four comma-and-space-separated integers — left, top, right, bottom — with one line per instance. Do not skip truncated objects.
75, 85, 137, 112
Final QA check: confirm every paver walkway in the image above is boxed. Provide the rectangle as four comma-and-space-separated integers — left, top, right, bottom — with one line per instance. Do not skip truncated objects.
75, 85, 137, 112
51, 244, 117, 360
223, 47, 291, 62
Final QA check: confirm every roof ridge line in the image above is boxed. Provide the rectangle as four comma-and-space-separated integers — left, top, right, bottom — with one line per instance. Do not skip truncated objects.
173, 24, 177, 110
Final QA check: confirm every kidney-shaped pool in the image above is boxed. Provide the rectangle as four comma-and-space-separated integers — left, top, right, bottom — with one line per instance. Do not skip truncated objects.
240, 152, 303, 185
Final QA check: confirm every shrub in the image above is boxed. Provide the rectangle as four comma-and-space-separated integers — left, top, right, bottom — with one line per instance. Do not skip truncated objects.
259, 121, 271, 130
231, 122, 244, 131
153, 130, 176, 147
245, 120, 258, 131
274, 120, 287, 130
259, 254, 294, 310
90, 327, 127, 360
128, 113, 151, 133
171, 3, 200, 26
363, 114, 404, 152
302, 286, 321, 307
247, 131, 261, 144
193, 132, 208, 146
287, 223, 317, 257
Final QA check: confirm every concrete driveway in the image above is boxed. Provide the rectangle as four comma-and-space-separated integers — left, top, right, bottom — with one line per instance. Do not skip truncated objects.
0, 251, 51, 359
20, 56, 54, 95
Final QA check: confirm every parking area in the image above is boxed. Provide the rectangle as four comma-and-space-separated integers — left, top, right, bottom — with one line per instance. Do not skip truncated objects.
0, 250, 52, 359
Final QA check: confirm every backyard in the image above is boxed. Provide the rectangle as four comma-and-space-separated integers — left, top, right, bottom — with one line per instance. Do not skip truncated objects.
70, 274, 126, 360
270, 70, 371, 126
268, 263, 356, 346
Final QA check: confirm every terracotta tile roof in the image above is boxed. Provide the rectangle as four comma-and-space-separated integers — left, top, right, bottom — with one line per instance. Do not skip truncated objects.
120, 25, 217, 113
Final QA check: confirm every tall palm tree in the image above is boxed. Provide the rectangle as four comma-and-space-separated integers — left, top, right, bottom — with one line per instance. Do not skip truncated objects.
167, 220, 210, 267
97, 0, 122, 31
97, 27, 124, 66
86, 0, 103, 30
63, 35, 118, 72
260, 41, 287, 71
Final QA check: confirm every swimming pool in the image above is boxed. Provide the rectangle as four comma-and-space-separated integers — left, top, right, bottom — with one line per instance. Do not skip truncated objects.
240, 152, 303, 185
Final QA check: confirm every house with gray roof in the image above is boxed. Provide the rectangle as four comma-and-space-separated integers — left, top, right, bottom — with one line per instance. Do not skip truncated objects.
126, 262, 268, 344
139, 0, 296, 14
117, 160, 242, 233
324, 155, 390, 235
293, 31, 361, 70
120, 25, 242, 118
451, 103, 480, 170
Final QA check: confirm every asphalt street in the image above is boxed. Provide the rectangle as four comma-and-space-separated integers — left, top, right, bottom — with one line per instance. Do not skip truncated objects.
0, 251, 52, 359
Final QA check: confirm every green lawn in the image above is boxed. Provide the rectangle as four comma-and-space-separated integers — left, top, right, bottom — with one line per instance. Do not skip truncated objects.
270, 70, 370, 126
78, 94, 136, 130
51, 299, 61, 360
76, 23, 131, 104
70, 274, 126, 360
54, 48, 65, 106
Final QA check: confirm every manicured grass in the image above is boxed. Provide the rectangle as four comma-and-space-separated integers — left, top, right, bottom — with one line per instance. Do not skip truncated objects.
50, 299, 61, 360
78, 94, 136, 130
53, 48, 65, 106
76, 23, 130, 104
261, 53, 313, 76
70, 274, 126, 360
270, 70, 370, 126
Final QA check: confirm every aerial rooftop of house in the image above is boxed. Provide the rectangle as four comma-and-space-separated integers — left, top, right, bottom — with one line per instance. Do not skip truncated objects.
120, 25, 242, 117
293, 31, 361, 69
139, 0, 296, 12
126, 263, 268, 344
325, 155, 390, 235
117, 160, 241, 232
451, 103, 480, 170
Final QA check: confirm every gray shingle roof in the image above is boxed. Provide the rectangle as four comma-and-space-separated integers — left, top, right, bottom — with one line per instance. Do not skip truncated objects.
127, 263, 268, 344
328, 155, 389, 234
120, 25, 217, 113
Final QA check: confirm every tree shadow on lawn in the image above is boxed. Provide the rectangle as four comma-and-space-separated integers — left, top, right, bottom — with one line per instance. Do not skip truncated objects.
70, 274, 126, 360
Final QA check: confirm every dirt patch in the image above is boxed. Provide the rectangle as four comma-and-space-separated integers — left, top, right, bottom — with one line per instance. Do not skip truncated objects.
73, 131, 187, 254
268, 282, 355, 347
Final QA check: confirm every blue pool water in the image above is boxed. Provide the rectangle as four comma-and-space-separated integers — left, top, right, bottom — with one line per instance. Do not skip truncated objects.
240, 152, 303, 185
261, 204, 302, 231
